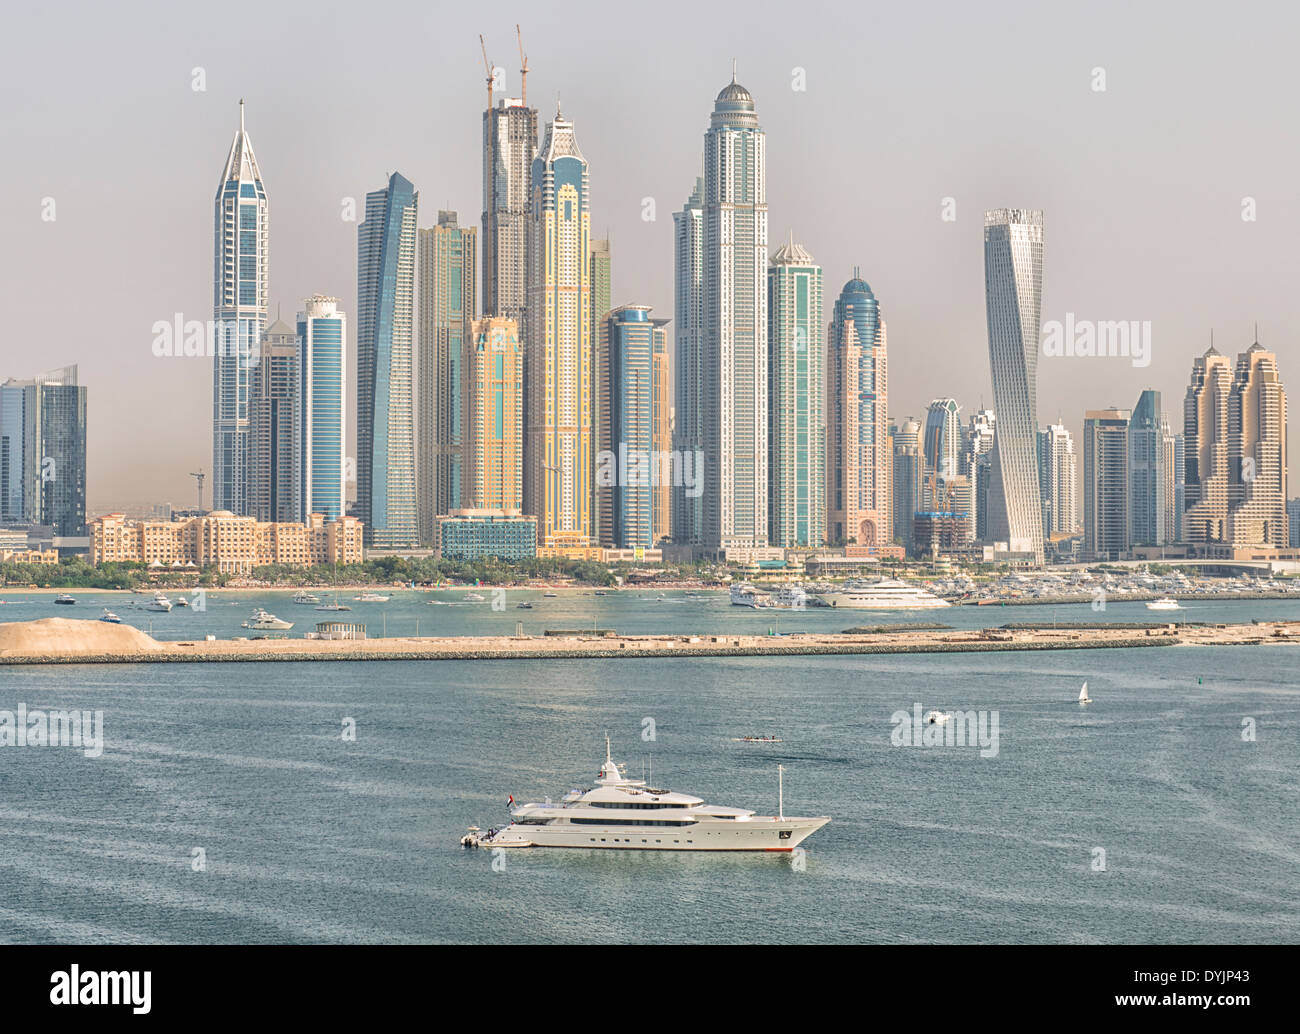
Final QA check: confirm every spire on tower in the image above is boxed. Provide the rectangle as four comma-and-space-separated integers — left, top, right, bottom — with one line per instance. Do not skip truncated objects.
240, 98, 244, 133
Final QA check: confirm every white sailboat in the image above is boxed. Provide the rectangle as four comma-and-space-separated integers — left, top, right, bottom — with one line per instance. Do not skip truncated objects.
1078, 681, 1092, 705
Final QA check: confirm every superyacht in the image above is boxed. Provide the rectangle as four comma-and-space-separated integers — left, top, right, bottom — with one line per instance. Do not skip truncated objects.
816, 578, 950, 610
462, 738, 829, 852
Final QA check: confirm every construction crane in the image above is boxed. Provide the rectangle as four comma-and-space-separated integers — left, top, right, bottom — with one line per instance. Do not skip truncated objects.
189, 470, 205, 512
516, 24, 528, 107
479, 34, 495, 110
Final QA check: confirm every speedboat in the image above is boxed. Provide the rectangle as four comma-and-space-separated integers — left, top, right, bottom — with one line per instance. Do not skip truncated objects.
516, 601, 534, 609
175, 597, 190, 607
543, 592, 559, 598
99, 608, 122, 624
53, 594, 75, 605
732, 735, 783, 743
461, 738, 829, 852
353, 592, 390, 603
242, 609, 293, 631
924, 710, 951, 726
147, 593, 173, 612
463, 593, 486, 602
1146, 597, 1182, 611
292, 590, 321, 605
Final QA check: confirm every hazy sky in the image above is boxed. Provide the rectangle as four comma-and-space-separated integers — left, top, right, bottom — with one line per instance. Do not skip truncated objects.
4, 0, 1296, 513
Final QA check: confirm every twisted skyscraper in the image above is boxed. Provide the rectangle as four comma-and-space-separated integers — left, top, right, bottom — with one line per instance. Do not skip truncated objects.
983, 209, 1045, 565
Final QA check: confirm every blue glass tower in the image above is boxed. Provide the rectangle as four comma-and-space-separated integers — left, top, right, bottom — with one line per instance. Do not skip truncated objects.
298, 297, 346, 522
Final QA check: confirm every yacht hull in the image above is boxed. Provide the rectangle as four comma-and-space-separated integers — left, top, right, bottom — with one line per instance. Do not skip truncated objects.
486, 816, 829, 851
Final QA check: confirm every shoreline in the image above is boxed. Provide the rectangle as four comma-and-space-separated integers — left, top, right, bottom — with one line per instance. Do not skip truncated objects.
2, 618, 1296, 665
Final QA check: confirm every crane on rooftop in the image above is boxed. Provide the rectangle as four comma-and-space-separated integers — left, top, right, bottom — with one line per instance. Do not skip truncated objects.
479, 34, 495, 110
516, 24, 528, 107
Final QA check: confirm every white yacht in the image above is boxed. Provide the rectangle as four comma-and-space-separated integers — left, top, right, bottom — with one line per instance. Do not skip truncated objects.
730, 583, 763, 607
242, 609, 293, 631
147, 593, 174, 612
292, 590, 321, 605
816, 578, 950, 610
464, 740, 829, 852
354, 592, 391, 603
1146, 597, 1182, 611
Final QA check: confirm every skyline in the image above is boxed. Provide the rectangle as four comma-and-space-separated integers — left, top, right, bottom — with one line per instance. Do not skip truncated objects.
6, 0, 1299, 512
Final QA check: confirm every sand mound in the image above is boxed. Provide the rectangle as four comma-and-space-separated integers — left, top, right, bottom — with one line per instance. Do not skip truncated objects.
0, 618, 163, 657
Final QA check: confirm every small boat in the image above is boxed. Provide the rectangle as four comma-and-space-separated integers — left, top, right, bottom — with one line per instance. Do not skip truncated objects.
147, 592, 173, 612
175, 597, 190, 607
292, 591, 320, 605
732, 735, 783, 743
99, 609, 122, 624
516, 601, 533, 609
543, 592, 559, 598
463, 593, 485, 602
1146, 597, 1182, 611
315, 600, 352, 612
53, 594, 75, 605
354, 592, 391, 603
1078, 682, 1092, 705
924, 710, 951, 726
243, 609, 293, 631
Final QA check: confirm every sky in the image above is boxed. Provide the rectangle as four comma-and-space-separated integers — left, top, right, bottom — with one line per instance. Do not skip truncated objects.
3, 0, 1296, 514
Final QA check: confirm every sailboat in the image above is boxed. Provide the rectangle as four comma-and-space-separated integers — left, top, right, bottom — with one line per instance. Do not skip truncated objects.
1078, 681, 1092, 705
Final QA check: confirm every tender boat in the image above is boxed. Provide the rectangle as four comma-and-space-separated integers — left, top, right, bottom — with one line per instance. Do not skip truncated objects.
1146, 597, 1182, 611
242, 609, 293, 631
53, 594, 76, 605
99, 608, 122, 624
816, 578, 950, 610
175, 597, 190, 607
462, 738, 829, 852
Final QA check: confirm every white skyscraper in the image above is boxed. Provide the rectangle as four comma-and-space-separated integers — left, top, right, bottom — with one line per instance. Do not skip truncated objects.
1039, 422, 1077, 537
212, 100, 267, 515
983, 209, 1045, 564
702, 71, 768, 552
672, 177, 705, 546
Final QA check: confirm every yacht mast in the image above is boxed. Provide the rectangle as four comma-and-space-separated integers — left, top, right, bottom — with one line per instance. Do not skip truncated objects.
778, 765, 785, 820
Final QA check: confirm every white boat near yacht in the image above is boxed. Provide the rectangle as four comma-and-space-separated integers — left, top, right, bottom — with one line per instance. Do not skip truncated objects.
242, 609, 293, 631
1146, 597, 1182, 611
463, 739, 829, 852
816, 578, 949, 610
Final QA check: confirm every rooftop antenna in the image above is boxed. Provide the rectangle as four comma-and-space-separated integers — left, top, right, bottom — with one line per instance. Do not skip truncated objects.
478, 35, 494, 110
239, 98, 244, 133
516, 24, 528, 108
732, 57, 738, 83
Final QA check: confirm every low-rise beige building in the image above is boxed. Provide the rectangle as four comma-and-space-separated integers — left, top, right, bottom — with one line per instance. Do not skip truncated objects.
90, 512, 363, 573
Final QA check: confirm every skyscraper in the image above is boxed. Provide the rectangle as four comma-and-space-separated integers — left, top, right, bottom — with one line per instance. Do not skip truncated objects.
589, 239, 612, 542
247, 317, 298, 523
1128, 389, 1168, 546
1183, 346, 1233, 545
1173, 433, 1186, 542
525, 109, 592, 549
464, 317, 523, 512
357, 172, 419, 548
827, 275, 889, 547
0, 366, 87, 536
702, 73, 768, 552
922, 397, 962, 510
983, 209, 1045, 564
212, 101, 268, 515
1226, 341, 1288, 546
767, 238, 824, 547
482, 86, 537, 332
671, 178, 705, 546
1083, 408, 1130, 560
598, 306, 671, 549
1038, 422, 1077, 538
965, 409, 997, 541
891, 418, 922, 553
418, 211, 477, 541
651, 325, 671, 545
297, 296, 346, 522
